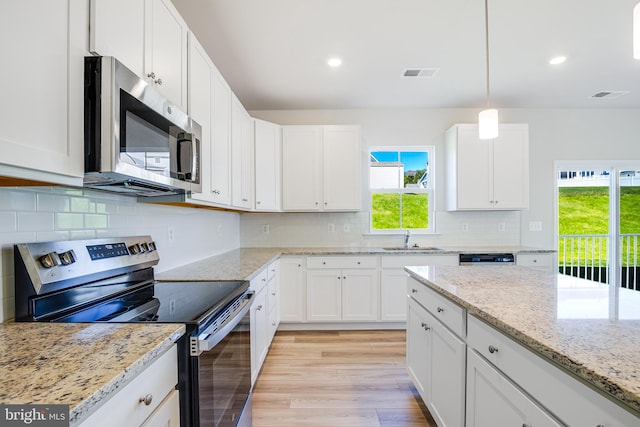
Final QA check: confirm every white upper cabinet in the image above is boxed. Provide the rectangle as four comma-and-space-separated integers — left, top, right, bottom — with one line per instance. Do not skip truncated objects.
282, 125, 361, 212
0, 0, 87, 185
446, 124, 529, 210
254, 119, 282, 211
185, 33, 213, 203
209, 64, 232, 206
90, 0, 188, 109
231, 95, 255, 210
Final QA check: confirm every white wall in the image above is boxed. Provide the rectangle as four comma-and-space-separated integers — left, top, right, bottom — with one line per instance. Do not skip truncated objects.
244, 107, 640, 249
0, 187, 240, 322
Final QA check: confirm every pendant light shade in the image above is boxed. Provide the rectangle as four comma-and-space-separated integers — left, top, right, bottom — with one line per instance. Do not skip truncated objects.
479, 108, 499, 139
479, 0, 499, 139
634, 2, 640, 59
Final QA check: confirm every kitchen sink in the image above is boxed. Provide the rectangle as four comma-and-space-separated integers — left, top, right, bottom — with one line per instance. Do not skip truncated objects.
382, 246, 443, 251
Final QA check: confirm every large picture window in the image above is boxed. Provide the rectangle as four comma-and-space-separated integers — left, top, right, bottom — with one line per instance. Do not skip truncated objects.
369, 147, 434, 233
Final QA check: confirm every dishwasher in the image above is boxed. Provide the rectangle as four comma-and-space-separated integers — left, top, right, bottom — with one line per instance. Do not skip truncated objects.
459, 253, 515, 265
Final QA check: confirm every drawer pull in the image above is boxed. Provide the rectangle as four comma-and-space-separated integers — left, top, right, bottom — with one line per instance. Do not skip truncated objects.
256, 305, 263, 311
437, 307, 444, 313
411, 289, 418, 293
488, 345, 499, 354
421, 322, 430, 331
139, 394, 153, 406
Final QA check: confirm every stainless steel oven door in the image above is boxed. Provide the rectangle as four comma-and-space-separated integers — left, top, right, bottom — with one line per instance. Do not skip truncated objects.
194, 294, 252, 427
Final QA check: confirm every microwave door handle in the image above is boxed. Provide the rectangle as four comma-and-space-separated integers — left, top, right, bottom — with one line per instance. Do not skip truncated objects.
175, 133, 196, 181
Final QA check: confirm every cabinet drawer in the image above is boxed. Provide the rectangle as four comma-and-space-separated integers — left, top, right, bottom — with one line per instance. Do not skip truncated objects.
266, 261, 278, 280
78, 346, 178, 427
381, 254, 458, 268
251, 267, 269, 293
516, 253, 553, 268
467, 315, 639, 426
407, 278, 465, 338
306, 256, 377, 269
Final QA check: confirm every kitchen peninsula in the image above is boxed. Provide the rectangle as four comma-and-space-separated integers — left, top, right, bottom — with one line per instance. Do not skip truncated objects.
405, 265, 640, 426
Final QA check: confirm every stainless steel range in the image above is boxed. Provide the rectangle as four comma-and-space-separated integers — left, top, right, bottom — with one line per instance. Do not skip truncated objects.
14, 236, 252, 427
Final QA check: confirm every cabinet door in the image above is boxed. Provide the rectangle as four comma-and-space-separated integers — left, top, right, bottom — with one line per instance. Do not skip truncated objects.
90, 0, 145, 76
306, 270, 342, 321
407, 299, 431, 402
492, 125, 529, 209
231, 95, 254, 209
429, 310, 466, 427
342, 269, 378, 321
186, 34, 213, 203
210, 65, 232, 205
282, 126, 323, 210
279, 258, 305, 322
466, 349, 563, 427
380, 270, 409, 321
251, 288, 269, 384
141, 389, 180, 427
322, 126, 362, 211
453, 126, 493, 209
144, 0, 188, 109
0, 0, 86, 183
254, 119, 282, 211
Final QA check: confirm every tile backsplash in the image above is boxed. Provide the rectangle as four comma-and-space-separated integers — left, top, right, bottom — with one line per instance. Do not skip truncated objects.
0, 186, 240, 322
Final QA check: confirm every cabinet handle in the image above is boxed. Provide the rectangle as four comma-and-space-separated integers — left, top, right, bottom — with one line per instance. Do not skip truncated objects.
271, 292, 276, 296
212, 189, 220, 195
421, 322, 430, 331
257, 201, 261, 204
256, 305, 263, 311
343, 276, 346, 280
147, 72, 156, 79
522, 424, 531, 427
139, 394, 153, 406
488, 345, 499, 354
411, 289, 418, 293
155, 78, 163, 85
242, 198, 248, 202
437, 307, 444, 313
357, 261, 361, 265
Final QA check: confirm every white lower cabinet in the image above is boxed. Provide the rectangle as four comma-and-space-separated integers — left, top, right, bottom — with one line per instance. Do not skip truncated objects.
278, 257, 306, 322
306, 256, 379, 322
407, 292, 465, 427
77, 346, 179, 427
250, 268, 269, 385
466, 349, 562, 427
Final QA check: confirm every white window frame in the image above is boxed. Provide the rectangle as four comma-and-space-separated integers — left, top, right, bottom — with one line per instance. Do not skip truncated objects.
369, 145, 435, 234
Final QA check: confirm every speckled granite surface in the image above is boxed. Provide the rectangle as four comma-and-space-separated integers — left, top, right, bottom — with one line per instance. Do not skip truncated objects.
155, 246, 552, 282
405, 265, 640, 415
0, 322, 185, 425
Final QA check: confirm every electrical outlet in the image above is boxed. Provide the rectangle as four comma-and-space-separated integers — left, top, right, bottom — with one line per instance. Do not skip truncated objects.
498, 222, 506, 232
167, 227, 175, 242
529, 221, 543, 231
462, 223, 469, 232
343, 223, 350, 233
328, 223, 335, 232
262, 224, 270, 234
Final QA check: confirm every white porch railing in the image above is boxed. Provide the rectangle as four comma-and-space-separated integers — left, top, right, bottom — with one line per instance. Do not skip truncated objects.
558, 234, 640, 291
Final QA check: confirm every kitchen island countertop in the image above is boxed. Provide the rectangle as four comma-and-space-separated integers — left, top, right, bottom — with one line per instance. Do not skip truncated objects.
0, 322, 185, 425
405, 265, 640, 416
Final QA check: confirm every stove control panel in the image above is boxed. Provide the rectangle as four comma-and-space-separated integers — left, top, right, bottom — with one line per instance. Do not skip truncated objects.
15, 236, 160, 294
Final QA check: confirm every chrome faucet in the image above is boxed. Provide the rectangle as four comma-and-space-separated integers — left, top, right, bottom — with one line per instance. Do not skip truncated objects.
404, 230, 410, 248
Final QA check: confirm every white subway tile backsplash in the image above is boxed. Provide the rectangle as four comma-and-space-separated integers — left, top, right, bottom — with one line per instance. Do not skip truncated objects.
17, 212, 55, 232
70, 197, 91, 213
37, 192, 70, 212
0, 190, 36, 211
84, 214, 108, 229
0, 212, 17, 232
55, 212, 84, 229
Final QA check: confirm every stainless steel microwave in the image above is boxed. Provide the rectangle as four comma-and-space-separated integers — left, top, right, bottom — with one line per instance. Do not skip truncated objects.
84, 56, 201, 197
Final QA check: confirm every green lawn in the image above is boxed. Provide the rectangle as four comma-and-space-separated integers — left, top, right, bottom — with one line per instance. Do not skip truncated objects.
371, 193, 429, 229
558, 186, 640, 267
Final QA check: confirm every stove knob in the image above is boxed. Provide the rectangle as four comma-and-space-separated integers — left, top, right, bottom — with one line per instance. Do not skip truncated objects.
59, 250, 76, 266
147, 241, 157, 252
39, 252, 61, 269
128, 243, 142, 255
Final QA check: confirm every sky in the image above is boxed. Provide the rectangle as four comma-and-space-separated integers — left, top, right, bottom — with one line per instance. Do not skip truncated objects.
371, 151, 428, 171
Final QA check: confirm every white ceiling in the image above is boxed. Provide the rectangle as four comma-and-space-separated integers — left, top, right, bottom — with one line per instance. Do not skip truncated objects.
172, 0, 640, 110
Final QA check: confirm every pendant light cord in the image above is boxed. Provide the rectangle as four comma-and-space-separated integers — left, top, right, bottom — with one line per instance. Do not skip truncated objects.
484, 0, 491, 108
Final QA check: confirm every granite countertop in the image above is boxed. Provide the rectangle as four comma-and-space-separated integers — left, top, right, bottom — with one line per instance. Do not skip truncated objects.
405, 265, 640, 415
155, 246, 553, 282
0, 322, 185, 425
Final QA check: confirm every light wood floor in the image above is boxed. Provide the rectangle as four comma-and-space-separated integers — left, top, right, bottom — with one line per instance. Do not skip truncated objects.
252, 330, 437, 427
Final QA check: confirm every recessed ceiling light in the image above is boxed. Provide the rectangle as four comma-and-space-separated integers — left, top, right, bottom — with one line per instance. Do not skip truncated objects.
549, 56, 567, 65
327, 57, 342, 67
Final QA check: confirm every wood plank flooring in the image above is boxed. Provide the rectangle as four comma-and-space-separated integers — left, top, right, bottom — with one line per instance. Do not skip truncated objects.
252, 330, 437, 427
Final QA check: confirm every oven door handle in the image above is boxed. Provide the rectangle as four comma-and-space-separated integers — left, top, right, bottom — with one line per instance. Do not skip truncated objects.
191, 292, 253, 356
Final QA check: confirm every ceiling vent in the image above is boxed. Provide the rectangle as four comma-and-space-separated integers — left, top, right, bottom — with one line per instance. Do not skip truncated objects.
590, 91, 630, 99
403, 68, 439, 78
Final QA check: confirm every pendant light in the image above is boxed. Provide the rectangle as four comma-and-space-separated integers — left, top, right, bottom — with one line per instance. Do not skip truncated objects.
479, 0, 499, 139
634, 2, 640, 59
